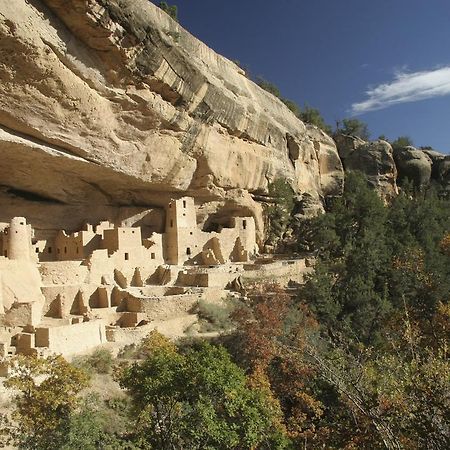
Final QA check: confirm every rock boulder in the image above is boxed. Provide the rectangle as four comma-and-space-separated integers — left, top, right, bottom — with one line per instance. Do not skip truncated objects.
334, 134, 397, 200
345, 140, 398, 201
393, 146, 432, 188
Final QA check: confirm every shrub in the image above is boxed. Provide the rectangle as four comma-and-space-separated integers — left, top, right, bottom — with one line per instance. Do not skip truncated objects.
3, 355, 89, 449
158, 2, 178, 22
73, 348, 114, 374
265, 178, 295, 249
196, 298, 238, 332
117, 343, 138, 360
281, 98, 301, 117
255, 77, 282, 97
300, 105, 332, 135
336, 118, 370, 140
392, 135, 414, 149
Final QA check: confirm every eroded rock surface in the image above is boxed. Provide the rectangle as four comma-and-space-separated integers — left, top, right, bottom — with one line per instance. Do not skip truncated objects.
334, 133, 365, 160
346, 140, 398, 201
0, 0, 343, 243
334, 134, 398, 201
393, 146, 432, 188
421, 149, 450, 191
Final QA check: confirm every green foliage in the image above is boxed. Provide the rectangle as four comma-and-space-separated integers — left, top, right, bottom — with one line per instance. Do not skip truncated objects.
364, 352, 450, 448
231, 173, 449, 448
291, 170, 450, 445
300, 172, 449, 345
301, 172, 391, 343
281, 98, 301, 117
117, 333, 288, 449
301, 260, 340, 325
300, 105, 333, 135
59, 398, 123, 450
3, 355, 89, 449
158, 1, 178, 22
336, 118, 370, 140
255, 77, 282, 98
196, 298, 237, 332
392, 135, 414, 149
1, 353, 140, 449
117, 343, 139, 360
387, 187, 450, 318
72, 348, 114, 374
265, 178, 295, 250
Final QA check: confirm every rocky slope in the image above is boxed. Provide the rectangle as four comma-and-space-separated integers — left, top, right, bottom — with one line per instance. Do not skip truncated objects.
0, 0, 344, 243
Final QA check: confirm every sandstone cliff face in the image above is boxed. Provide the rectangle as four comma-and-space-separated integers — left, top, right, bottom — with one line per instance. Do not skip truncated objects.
0, 0, 343, 242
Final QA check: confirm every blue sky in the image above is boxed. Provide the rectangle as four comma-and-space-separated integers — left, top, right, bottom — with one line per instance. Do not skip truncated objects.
175, 0, 450, 153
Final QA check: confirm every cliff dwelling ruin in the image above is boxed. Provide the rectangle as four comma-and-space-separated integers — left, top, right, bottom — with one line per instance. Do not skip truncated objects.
0, 0, 322, 370
0, 197, 309, 366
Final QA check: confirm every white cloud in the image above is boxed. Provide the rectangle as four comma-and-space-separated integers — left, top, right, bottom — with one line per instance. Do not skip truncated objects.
351, 66, 450, 114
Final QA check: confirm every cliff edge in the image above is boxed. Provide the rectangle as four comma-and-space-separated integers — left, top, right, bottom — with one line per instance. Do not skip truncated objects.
0, 0, 343, 241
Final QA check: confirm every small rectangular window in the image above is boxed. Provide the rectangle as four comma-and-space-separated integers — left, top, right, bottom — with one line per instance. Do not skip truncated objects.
125, 253, 129, 261
183, 200, 186, 208
4, 250, 7, 257
151, 253, 156, 260
186, 247, 191, 255
35, 248, 39, 253
170, 219, 174, 228
64, 247, 67, 254
243, 220, 247, 230
48, 247, 52, 254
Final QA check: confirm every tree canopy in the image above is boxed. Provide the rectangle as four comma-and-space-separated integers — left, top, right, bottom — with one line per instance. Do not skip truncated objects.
158, 2, 178, 21
1, 355, 89, 449
336, 118, 370, 140
117, 331, 288, 449
392, 135, 414, 149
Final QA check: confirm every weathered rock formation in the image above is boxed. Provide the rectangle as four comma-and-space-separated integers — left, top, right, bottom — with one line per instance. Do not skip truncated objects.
335, 132, 450, 198
421, 149, 450, 192
334, 134, 398, 201
437, 156, 450, 193
333, 133, 366, 161
393, 146, 432, 188
0, 0, 343, 244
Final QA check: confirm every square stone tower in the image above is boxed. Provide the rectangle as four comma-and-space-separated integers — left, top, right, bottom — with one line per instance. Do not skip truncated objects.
164, 197, 197, 265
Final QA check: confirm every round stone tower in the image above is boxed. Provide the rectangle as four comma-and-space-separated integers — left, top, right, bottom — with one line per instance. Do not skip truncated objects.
8, 217, 31, 261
